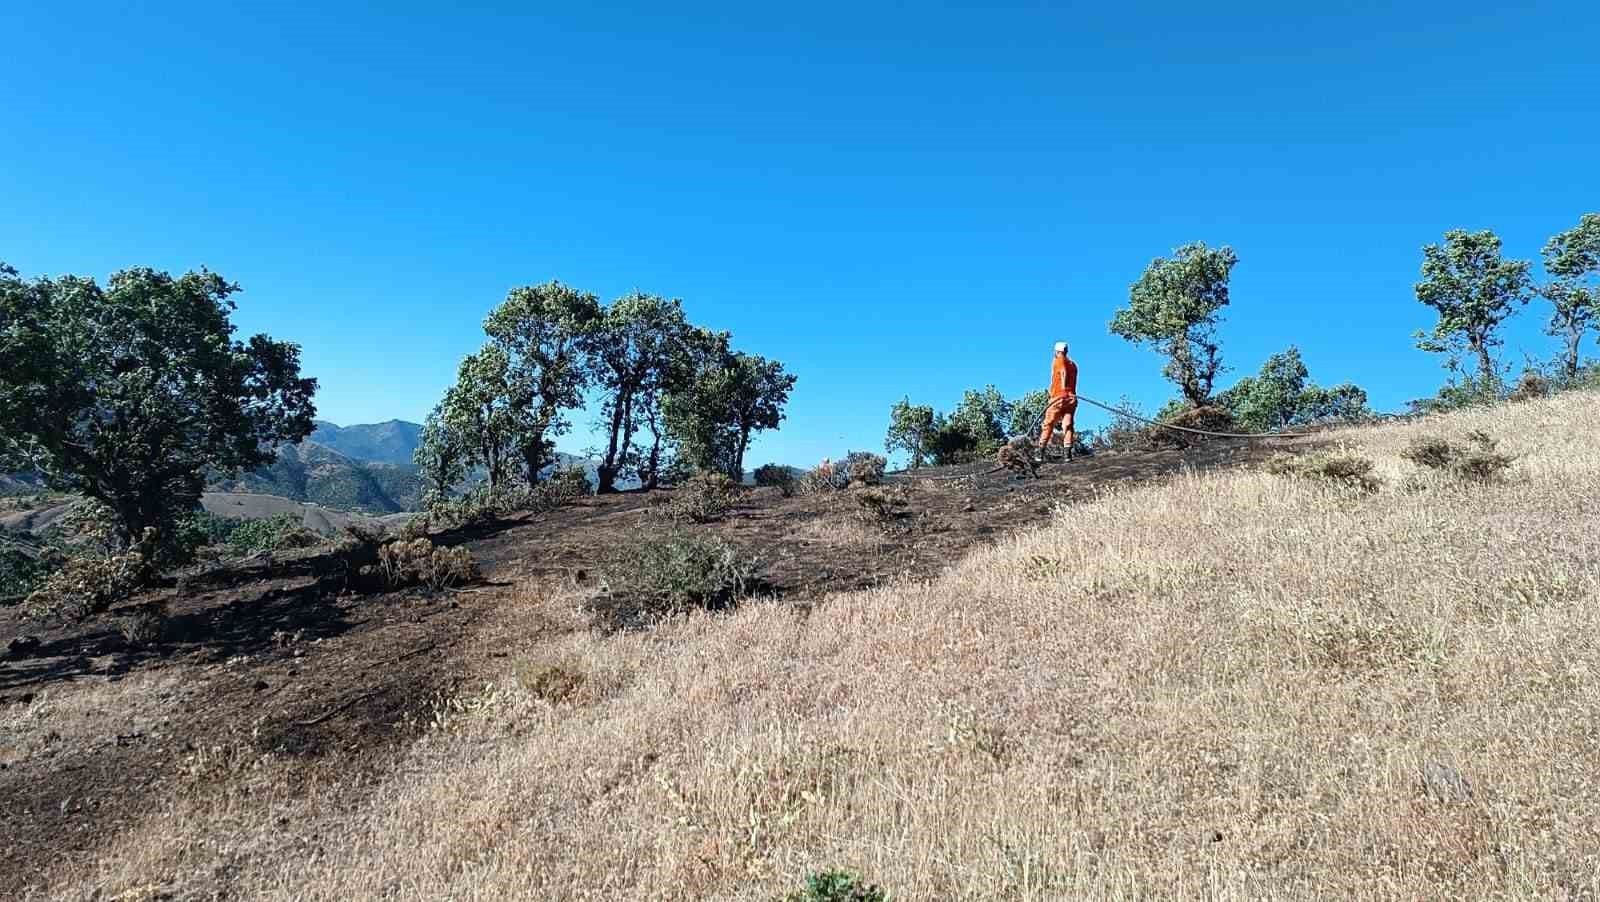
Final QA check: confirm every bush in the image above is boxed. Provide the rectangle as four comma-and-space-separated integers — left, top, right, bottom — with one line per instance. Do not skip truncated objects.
1401, 431, 1515, 483
754, 464, 799, 497
541, 465, 592, 505
375, 538, 479, 591
225, 515, 323, 556
845, 452, 887, 486
1266, 451, 1382, 493
116, 599, 170, 648
600, 531, 758, 613
782, 870, 888, 902
1508, 370, 1551, 402
660, 472, 740, 523
23, 547, 150, 622
1, 538, 57, 602
850, 486, 911, 527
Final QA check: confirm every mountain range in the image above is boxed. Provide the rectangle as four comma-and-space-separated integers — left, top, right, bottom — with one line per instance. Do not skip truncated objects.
307, 419, 424, 466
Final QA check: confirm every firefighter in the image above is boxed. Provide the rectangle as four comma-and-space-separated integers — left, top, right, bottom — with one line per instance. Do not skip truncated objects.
1037, 341, 1078, 460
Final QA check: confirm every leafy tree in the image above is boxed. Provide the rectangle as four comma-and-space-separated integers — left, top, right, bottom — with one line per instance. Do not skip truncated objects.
584, 292, 692, 492
662, 333, 795, 479
1541, 213, 1600, 381
433, 344, 522, 495
948, 385, 1012, 450
482, 280, 601, 484
0, 263, 317, 550
1111, 241, 1238, 404
884, 398, 936, 469
1217, 347, 1371, 431
1414, 229, 1534, 384
1007, 388, 1051, 439
414, 408, 469, 503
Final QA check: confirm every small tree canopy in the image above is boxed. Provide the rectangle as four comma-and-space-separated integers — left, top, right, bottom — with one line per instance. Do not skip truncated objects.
884, 398, 936, 469
583, 292, 692, 492
0, 263, 317, 548
482, 280, 601, 484
1541, 213, 1600, 381
1414, 229, 1534, 383
1111, 241, 1237, 404
1216, 347, 1370, 431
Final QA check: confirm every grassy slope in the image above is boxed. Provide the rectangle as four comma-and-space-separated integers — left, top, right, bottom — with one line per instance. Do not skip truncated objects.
59, 393, 1600, 900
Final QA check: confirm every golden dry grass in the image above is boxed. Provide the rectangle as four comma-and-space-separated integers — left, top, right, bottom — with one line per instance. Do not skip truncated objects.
40, 393, 1600, 900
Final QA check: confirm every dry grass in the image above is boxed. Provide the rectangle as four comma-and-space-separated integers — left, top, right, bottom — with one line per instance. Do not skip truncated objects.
33, 392, 1600, 900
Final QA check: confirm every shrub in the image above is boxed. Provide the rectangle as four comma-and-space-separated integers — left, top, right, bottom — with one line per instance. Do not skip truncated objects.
1, 538, 56, 602
1508, 370, 1551, 403
514, 660, 588, 704
1266, 451, 1382, 493
798, 460, 847, 495
754, 463, 798, 497
850, 486, 911, 528
117, 599, 170, 648
600, 531, 758, 613
23, 547, 150, 622
375, 538, 479, 591
1153, 404, 1238, 447
1401, 431, 1515, 483
660, 472, 740, 523
845, 452, 887, 486
540, 465, 592, 506
225, 515, 323, 556
782, 869, 888, 902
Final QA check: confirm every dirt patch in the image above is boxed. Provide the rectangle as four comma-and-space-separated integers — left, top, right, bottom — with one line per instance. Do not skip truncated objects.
0, 435, 1294, 896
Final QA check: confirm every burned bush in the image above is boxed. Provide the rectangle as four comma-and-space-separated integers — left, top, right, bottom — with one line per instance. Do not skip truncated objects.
659, 472, 741, 523
1266, 451, 1382, 493
1402, 431, 1515, 484
375, 538, 479, 591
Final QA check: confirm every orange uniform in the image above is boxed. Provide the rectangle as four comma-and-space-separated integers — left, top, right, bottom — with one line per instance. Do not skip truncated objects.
1038, 352, 1078, 453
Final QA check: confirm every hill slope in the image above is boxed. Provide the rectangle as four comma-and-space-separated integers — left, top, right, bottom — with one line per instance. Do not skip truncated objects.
309, 420, 423, 466
10, 393, 1600, 899
212, 440, 423, 513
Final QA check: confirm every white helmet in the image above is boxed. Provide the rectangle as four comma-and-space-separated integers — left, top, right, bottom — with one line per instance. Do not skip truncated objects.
1054, 341, 1068, 354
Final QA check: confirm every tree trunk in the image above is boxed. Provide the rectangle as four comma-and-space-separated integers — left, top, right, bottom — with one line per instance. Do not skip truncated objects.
1565, 329, 1582, 382
597, 390, 630, 494
1475, 343, 1496, 386
734, 424, 752, 479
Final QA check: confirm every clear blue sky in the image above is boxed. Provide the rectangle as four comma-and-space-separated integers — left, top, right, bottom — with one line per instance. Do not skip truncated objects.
5, 2, 1597, 467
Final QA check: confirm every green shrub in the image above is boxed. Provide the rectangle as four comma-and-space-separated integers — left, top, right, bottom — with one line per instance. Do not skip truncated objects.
375, 538, 478, 591
660, 472, 740, 523
601, 531, 758, 613
1, 537, 58, 602
23, 548, 150, 622
224, 515, 323, 556
754, 464, 799, 497
1401, 431, 1515, 483
542, 464, 592, 504
782, 869, 888, 902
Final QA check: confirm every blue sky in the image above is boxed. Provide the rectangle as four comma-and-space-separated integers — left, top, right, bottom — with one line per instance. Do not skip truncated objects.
4, 2, 1598, 467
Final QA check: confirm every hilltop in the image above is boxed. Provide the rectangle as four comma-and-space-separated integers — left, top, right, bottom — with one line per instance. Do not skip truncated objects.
5, 392, 1599, 898
307, 420, 424, 467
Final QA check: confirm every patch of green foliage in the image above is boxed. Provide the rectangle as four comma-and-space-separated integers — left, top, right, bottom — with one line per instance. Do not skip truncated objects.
781, 869, 889, 902
601, 531, 758, 613
224, 514, 323, 556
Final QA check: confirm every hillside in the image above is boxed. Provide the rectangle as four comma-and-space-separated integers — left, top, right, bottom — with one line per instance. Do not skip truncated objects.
308, 419, 423, 466
4, 393, 1599, 899
211, 440, 423, 514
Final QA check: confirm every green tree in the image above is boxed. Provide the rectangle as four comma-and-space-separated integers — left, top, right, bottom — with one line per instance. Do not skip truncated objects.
1541, 213, 1600, 381
482, 280, 601, 484
662, 333, 795, 479
0, 264, 317, 549
431, 344, 522, 495
1217, 347, 1371, 431
884, 398, 936, 469
413, 408, 469, 503
948, 385, 1012, 450
1414, 229, 1534, 384
1111, 241, 1238, 404
584, 292, 693, 492
1007, 388, 1051, 439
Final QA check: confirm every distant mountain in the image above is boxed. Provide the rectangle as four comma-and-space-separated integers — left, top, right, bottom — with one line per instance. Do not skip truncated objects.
309, 419, 423, 466
211, 440, 423, 514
